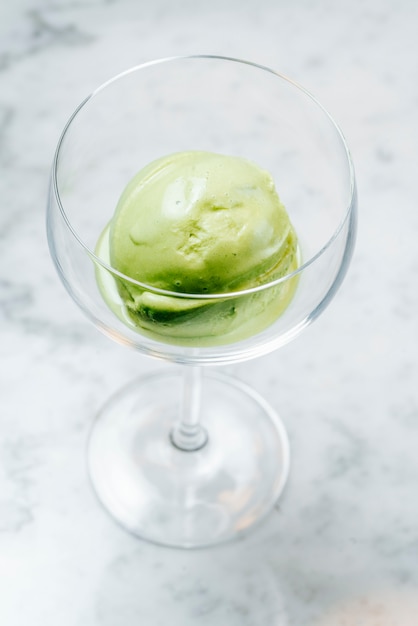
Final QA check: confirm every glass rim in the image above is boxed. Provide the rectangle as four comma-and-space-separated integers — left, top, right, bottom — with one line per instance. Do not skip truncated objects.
52, 53, 357, 301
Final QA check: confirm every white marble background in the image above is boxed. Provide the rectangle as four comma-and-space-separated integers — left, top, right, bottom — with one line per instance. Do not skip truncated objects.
1, 0, 418, 624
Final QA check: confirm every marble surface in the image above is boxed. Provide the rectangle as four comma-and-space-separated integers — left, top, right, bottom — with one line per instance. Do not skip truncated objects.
2, 0, 418, 624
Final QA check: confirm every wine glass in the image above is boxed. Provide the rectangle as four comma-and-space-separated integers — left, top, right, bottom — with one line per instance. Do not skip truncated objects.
47, 55, 357, 548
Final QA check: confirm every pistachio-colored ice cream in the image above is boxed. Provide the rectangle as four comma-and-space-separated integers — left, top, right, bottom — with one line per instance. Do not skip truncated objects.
96, 151, 299, 346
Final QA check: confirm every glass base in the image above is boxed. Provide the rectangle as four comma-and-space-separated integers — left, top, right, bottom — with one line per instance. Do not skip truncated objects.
87, 369, 290, 548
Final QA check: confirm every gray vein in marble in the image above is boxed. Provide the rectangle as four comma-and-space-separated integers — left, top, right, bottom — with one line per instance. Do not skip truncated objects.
0, 279, 33, 320
4, 310, 97, 347
0, 105, 14, 166
0, 436, 41, 533
0, 500, 33, 533
0, 8, 94, 71
0, 272, 97, 347
95, 544, 288, 626
322, 419, 370, 482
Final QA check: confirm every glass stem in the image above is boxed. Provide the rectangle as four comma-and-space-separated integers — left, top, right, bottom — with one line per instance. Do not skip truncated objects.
170, 365, 208, 451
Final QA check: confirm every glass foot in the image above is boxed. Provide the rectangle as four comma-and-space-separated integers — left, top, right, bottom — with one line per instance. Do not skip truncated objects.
87, 369, 290, 548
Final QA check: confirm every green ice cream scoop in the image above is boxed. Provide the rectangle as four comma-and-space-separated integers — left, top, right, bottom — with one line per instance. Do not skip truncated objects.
97, 151, 299, 346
